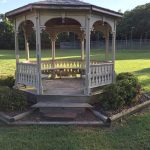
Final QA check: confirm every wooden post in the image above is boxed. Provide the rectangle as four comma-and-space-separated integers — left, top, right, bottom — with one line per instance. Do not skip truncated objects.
50, 32, 57, 68
84, 16, 91, 95
14, 21, 19, 88
24, 33, 30, 61
35, 11, 43, 95
22, 25, 30, 61
15, 31, 19, 64
81, 39, 85, 60
52, 40, 56, 61
112, 31, 116, 82
105, 31, 109, 61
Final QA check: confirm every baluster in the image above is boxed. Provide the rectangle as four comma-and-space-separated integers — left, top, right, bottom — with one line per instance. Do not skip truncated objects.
98, 66, 100, 85
90, 66, 92, 87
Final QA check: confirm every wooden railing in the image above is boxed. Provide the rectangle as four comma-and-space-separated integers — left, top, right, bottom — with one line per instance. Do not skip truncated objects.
90, 62, 114, 88
40, 60, 85, 77
16, 63, 38, 87
41, 59, 84, 70
18, 60, 114, 88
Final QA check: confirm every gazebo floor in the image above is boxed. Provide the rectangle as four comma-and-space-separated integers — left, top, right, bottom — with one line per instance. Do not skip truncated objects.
21, 78, 85, 95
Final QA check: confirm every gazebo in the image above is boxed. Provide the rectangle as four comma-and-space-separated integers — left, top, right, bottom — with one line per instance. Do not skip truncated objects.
6, 0, 122, 96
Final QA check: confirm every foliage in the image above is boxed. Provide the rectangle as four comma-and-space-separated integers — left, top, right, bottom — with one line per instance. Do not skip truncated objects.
100, 84, 125, 110
0, 86, 27, 111
100, 73, 141, 110
117, 3, 150, 39
116, 72, 138, 86
0, 75, 15, 88
0, 14, 14, 50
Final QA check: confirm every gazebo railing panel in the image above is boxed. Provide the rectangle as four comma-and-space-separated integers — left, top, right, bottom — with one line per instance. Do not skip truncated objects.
54, 60, 83, 68
16, 63, 38, 87
19, 60, 114, 86
41, 60, 85, 72
90, 62, 114, 88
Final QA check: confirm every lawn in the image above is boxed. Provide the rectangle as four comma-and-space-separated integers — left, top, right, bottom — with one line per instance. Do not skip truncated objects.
0, 49, 150, 91
0, 49, 150, 150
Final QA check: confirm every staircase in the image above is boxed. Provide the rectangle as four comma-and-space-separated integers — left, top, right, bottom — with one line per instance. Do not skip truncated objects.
32, 95, 93, 120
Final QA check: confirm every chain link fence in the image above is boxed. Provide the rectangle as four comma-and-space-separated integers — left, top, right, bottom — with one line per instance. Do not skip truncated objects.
60, 39, 150, 50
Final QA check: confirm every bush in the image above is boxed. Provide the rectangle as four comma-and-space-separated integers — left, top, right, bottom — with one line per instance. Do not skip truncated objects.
117, 72, 141, 105
100, 72, 141, 110
0, 86, 27, 111
116, 72, 139, 87
100, 84, 125, 110
0, 76, 15, 88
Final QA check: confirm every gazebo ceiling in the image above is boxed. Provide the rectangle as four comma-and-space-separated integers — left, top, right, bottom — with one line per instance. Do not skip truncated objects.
6, 0, 122, 18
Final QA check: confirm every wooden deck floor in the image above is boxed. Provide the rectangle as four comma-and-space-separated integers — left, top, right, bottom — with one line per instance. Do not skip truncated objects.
21, 78, 85, 95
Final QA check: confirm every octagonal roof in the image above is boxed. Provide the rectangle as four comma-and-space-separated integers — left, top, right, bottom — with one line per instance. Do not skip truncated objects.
6, 0, 122, 18
34, 0, 90, 5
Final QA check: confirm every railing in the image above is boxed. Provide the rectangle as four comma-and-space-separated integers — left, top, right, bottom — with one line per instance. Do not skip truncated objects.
16, 63, 38, 87
18, 60, 114, 88
41, 60, 85, 74
90, 62, 114, 88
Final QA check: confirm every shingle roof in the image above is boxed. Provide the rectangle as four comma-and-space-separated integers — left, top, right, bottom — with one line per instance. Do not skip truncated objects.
6, 0, 123, 18
33, 0, 90, 6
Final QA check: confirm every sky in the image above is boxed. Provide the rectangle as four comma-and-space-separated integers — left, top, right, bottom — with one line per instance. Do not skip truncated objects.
0, 0, 150, 14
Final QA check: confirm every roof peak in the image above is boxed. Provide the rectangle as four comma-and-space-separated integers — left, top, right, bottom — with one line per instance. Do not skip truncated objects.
33, 0, 91, 5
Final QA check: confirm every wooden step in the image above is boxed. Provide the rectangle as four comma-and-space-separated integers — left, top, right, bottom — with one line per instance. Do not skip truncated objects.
37, 95, 89, 103
32, 102, 93, 108
44, 112, 77, 121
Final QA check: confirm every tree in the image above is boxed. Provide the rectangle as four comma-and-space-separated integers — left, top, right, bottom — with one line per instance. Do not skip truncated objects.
0, 14, 14, 49
117, 3, 150, 40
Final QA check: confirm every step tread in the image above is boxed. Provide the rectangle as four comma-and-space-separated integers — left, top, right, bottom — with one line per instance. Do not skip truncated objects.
32, 102, 93, 108
44, 112, 77, 119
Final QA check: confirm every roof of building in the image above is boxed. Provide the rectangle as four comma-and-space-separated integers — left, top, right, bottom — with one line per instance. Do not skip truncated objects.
34, 0, 91, 5
6, 0, 123, 18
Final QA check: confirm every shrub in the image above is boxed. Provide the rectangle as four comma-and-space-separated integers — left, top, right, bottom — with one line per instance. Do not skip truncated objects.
0, 86, 27, 111
100, 72, 141, 110
117, 72, 141, 105
10, 89, 28, 111
116, 72, 138, 87
100, 84, 125, 110
0, 75, 15, 88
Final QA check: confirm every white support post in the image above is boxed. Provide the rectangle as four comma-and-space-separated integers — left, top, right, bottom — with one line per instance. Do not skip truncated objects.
52, 40, 56, 61
35, 11, 43, 95
15, 30, 19, 64
14, 22, 19, 88
112, 31, 116, 82
81, 39, 85, 61
24, 33, 30, 61
105, 32, 109, 61
50, 32, 57, 68
84, 16, 91, 95
51, 40, 54, 59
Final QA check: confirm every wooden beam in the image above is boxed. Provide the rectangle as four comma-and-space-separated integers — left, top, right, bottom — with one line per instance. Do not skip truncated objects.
85, 16, 91, 95
112, 31, 116, 82
24, 33, 30, 61
35, 11, 43, 95
105, 32, 109, 61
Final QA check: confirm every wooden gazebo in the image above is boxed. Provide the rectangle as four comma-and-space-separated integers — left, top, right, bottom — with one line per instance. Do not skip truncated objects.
6, 0, 122, 96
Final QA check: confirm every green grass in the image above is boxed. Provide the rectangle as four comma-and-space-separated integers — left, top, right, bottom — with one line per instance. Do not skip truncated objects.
0, 49, 150, 150
0, 49, 150, 91
0, 114, 150, 150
